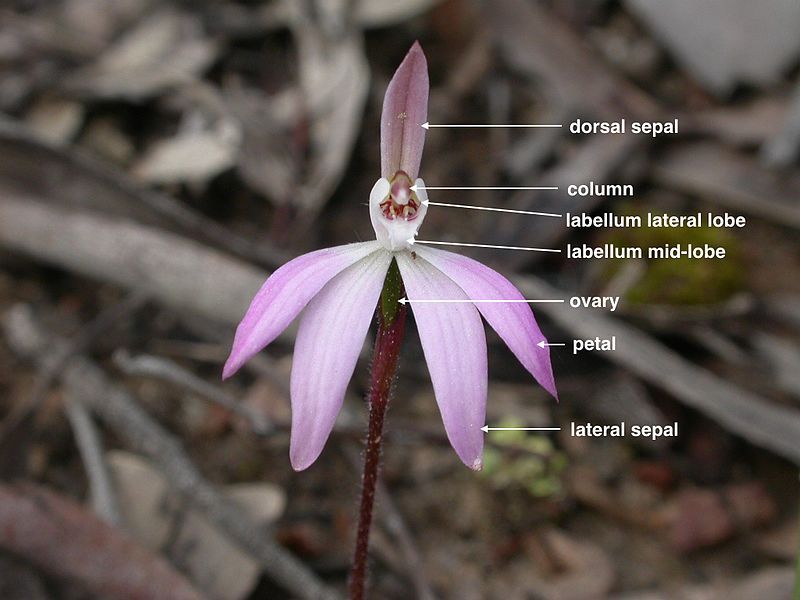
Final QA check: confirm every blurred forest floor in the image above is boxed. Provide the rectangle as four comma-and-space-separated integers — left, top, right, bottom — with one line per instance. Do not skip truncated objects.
0, 0, 800, 598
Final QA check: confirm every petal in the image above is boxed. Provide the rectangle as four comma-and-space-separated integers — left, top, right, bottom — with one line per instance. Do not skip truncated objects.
289, 250, 392, 470
414, 246, 557, 399
381, 41, 429, 180
396, 252, 487, 470
223, 241, 381, 379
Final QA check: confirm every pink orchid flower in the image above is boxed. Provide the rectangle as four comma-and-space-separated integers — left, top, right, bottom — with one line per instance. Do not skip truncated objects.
224, 42, 557, 471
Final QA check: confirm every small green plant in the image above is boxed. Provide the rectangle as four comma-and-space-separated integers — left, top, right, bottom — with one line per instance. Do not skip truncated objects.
480, 417, 567, 497
602, 204, 744, 305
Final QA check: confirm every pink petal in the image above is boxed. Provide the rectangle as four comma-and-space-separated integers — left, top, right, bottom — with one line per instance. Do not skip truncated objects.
397, 253, 487, 470
223, 241, 381, 379
381, 41, 429, 181
414, 246, 557, 399
289, 250, 392, 470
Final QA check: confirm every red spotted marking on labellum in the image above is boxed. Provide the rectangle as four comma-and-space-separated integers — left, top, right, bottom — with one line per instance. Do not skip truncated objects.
380, 171, 421, 220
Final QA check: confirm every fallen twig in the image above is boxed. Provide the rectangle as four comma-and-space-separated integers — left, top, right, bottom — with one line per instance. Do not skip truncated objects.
64, 397, 121, 525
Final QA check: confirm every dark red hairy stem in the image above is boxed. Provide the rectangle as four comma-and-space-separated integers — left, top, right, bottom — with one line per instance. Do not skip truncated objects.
349, 273, 407, 600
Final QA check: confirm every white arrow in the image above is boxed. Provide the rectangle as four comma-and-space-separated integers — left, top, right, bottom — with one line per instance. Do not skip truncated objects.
481, 425, 561, 432
398, 298, 564, 305
411, 185, 558, 191
422, 122, 562, 130
420, 200, 561, 218
408, 238, 561, 253
537, 341, 566, 348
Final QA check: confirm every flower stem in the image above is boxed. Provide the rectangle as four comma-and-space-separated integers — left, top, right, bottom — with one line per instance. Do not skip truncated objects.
350, 264, 407, 600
